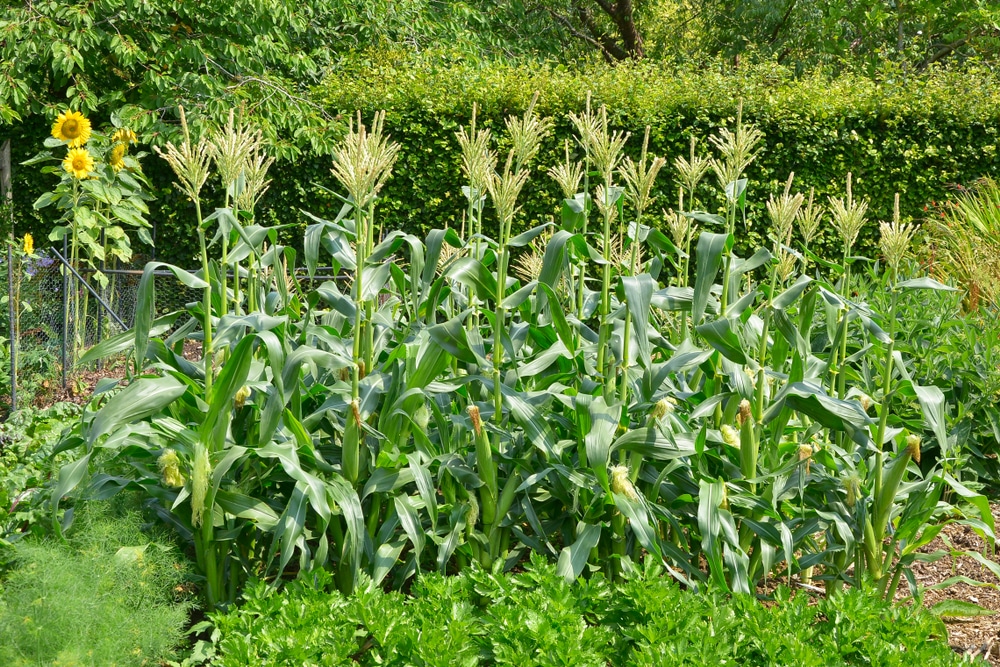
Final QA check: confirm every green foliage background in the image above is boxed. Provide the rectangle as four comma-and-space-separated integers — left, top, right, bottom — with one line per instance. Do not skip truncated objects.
6, 54, 1000, 265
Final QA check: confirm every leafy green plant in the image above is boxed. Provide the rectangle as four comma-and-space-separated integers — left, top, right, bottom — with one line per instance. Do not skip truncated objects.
858, 265, 1000, 487
24, 109, 152, 360
48, 101, 996, 612
204, 558, 966, 667
0, 498, 191, 667
0, 402, 80, 538
924, 177, 1000, 310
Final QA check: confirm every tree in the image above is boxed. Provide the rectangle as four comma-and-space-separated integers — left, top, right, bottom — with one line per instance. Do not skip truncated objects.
0, 0, 354, 154
545, 0, 647, 60
699, 0, 1000, 71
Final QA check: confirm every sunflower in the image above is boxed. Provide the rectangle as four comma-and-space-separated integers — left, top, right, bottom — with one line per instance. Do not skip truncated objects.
112, 127, 138, 145
109, 143, 127, 172
63, 148, 95, 180
51, 110, 92, 148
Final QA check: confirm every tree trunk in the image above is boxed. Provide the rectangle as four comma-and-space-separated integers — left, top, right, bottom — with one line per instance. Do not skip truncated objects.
570, 0, 645, 61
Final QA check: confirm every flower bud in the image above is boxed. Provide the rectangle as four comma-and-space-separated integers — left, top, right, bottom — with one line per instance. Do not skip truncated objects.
191, 443, 212, 527
737, 399, 753, 427
844, 475, 861, 508
468, 405, 482, 437
798, 443, 816, 475
414, 403, 430, 431
466, 495, 479, 531
157, 449, 185, 488
651, 397, 675, 420
234, 385, 251, 409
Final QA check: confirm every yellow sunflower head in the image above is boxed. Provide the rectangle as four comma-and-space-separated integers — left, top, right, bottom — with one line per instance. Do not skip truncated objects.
51, 110, 92, 148
112, 128, 138, 145
63, 148, 95, 180
110, 143, 127, 172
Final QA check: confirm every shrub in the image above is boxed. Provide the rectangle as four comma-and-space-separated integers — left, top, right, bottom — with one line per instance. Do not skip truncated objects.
316, 53, 1000, 261
0, 499, 191, 666
6, 54, 1000, 265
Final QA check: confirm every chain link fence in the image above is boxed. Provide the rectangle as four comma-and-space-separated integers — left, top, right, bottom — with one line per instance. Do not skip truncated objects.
2, 246, 203, 415
4, 248, 345, 417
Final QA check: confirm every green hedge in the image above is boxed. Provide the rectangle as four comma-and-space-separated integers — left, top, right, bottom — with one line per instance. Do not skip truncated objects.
316, 55, 1000, 261
6, 55, 1000, 265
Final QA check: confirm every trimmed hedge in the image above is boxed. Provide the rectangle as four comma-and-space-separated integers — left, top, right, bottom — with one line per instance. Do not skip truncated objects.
316, 54, 1000, 261
5, 54, 1000, 265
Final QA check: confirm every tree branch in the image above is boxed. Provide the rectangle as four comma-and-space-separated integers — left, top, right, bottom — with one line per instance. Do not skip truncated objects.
573, 3, 630, 61
592, 0, 615, 16
918, 33, 974, 69
545, 7, 614, 61
768, 0, 798, 46
612, 0, 643, 57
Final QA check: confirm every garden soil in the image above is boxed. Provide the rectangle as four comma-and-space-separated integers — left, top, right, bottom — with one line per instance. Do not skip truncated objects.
43, 341, 203, 406
904, 504, 1000, 664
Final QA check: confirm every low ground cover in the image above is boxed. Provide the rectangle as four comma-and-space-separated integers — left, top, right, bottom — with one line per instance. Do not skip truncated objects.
205, 558, 966, 667
0, 499, 191, 666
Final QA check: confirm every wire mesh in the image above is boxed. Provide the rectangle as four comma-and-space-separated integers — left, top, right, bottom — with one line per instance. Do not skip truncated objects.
4, 250, 347, 415
4, 247, 66, 411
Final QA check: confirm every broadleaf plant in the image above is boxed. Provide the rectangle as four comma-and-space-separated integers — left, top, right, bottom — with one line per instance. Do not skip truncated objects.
48, 100, 995, 609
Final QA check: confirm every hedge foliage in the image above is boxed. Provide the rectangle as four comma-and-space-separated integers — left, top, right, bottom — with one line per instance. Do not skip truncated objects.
6, 54, 1000, 265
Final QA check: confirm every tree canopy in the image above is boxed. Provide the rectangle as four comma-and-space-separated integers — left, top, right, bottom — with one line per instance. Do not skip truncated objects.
1, 0, 996, 152
0, 0, 354, 153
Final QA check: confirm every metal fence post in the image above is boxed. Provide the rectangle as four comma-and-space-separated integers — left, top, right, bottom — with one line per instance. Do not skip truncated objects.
6, 241, 15, 412
50, 247, 126, 329
97, 232, 104, 371
1, 139, 14, 413
62, 235, 68, 389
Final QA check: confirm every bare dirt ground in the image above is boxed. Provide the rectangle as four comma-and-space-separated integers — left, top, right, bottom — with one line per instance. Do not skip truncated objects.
37, 341, 204, 407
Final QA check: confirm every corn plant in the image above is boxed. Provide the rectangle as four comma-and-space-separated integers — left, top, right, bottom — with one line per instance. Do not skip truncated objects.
47, 101, 998, 610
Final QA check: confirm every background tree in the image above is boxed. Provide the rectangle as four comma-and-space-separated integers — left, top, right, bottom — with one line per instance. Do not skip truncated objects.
700, 0, 1000, 71
0, 0, 558, 151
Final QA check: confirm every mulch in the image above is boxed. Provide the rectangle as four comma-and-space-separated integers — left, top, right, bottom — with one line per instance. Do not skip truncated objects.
904, 504, 1000, 664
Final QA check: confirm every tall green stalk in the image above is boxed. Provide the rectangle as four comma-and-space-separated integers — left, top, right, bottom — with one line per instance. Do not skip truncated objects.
493, 203, 512, 424
596, 178, 616, 393
195, 199, 214, 397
